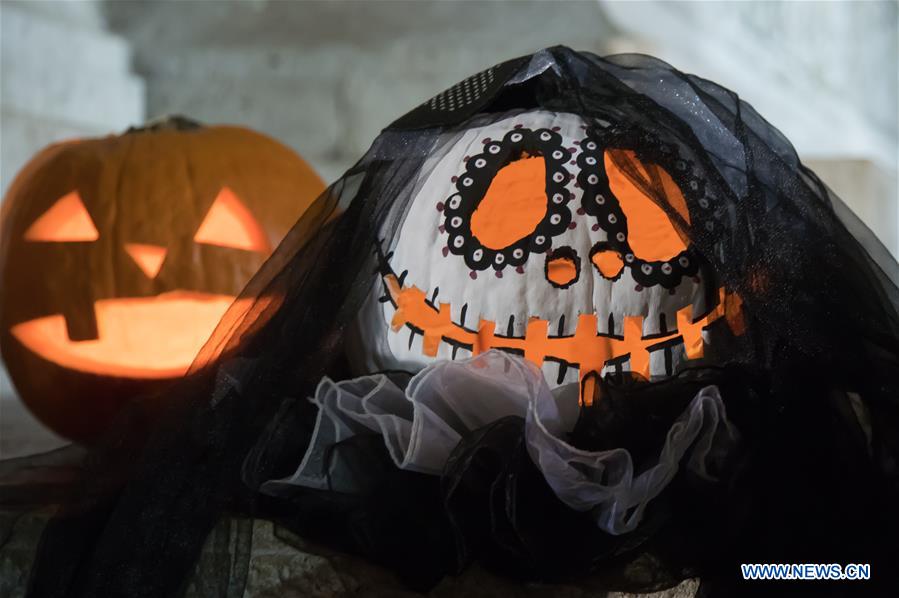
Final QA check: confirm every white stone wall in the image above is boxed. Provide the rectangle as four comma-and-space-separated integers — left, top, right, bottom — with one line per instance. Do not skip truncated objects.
103, 0, 614, 182
0, 1, 144, 196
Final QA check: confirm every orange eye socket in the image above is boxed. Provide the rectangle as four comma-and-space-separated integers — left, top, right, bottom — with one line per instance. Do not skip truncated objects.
470, 156, 547, 250
24, 191, 99, 242
604, 149, 691, 262
444, 127, 572, 273
193, 187, 270, 253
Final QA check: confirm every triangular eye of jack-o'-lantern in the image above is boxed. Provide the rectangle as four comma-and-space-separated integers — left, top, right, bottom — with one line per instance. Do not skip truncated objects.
0, 116, 325, 444
354, 112, 745, 400
23, 191, 100, 242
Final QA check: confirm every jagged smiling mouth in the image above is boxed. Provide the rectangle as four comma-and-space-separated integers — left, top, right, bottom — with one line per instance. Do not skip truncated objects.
377, 257, 745, 394
10, 291, 250, 379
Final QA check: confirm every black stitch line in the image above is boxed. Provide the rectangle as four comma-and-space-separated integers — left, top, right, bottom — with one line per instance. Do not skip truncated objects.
406, 324, 424, 351
646, 334, 685, 353
543, 355, 580, 372
497, 346, 525, 357
440, 335, 474, 351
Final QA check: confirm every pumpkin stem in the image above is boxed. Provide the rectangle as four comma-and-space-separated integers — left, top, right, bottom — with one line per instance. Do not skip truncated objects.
126, 115, 203, 133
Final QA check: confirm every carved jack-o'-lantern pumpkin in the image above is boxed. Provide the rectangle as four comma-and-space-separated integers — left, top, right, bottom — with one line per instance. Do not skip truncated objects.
357, 111, 744, 397
0, 117, 325, 443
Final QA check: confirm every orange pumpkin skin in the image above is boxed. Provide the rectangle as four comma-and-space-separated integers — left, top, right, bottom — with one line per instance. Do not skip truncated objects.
0, 117, 325, 444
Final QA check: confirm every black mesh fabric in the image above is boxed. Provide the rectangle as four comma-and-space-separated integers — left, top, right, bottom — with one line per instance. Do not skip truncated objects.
2, 47, 898, 597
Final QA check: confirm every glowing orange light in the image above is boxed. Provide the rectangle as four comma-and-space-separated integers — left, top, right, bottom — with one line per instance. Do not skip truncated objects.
24, 191, 99, 242
9, 291, 250, 379
471, 157, 547, 249
194, 186, 270, 252
124, 243, 168, 279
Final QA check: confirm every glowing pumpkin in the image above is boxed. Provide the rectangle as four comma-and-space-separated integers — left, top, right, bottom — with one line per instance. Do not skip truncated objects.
0, 116, 325, 443
356, 111, 744, 399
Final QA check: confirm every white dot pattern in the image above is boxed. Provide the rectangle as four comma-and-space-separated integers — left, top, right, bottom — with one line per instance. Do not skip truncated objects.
428, 68, 496, 112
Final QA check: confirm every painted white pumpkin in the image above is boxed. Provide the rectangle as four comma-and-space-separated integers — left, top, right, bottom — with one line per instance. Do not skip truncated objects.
352, 111, 744, 395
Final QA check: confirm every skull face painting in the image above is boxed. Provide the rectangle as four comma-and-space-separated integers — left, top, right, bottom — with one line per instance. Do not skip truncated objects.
360, 111, 744, 394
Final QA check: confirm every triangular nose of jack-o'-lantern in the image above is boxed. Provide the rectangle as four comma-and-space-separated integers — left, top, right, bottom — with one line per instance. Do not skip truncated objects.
124, 243, 168, 279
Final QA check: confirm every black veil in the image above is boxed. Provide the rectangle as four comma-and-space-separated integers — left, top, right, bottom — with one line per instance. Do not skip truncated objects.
3, 47, 898, 597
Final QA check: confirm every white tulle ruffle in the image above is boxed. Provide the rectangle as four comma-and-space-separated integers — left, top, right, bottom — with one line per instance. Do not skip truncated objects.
263, 350, 738, 535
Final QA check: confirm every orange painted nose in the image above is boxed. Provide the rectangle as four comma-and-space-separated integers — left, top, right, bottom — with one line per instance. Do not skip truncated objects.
124, 243, 168, 279
545, 247, 580, 289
